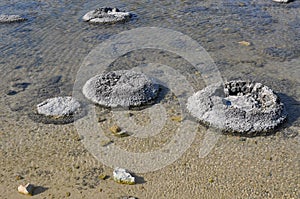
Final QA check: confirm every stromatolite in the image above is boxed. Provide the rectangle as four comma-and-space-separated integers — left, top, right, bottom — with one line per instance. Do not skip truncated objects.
82, 7, 131, 24
37, 96, 81, 117
0, 14, 27, 23
187, 80, 287, 135
82, 70, 158, 107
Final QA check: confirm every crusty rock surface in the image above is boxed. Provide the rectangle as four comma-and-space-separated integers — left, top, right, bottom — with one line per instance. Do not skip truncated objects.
0, 14, 27, 23
272, 0, 291, 3
82, 7, 131, 24
82, 70, 158, 107
187, 80, 287, 135
37, 96, 81, 117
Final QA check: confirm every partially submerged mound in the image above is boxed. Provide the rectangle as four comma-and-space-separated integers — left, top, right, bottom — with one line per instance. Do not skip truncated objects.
30, 96, 84, 124
82, 7, 131, 24
83, 70, 159, 107
187, 80, 287, 135
0, 14, 27, 23
37, 96, 81, 117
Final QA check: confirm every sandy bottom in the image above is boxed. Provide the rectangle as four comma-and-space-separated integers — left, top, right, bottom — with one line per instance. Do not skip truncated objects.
0, 94, 299, 198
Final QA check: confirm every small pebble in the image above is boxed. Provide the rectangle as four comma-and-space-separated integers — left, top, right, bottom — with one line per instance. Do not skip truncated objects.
110, 125, 121, 134
238, 41, 251, 46
113, 167, 135, 185
18, 183, 34, 196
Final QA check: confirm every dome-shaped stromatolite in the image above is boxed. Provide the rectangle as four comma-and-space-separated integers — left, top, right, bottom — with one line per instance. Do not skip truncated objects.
82, 70, 159, 107
37, 96, 81, 117
187, 80, 287, 135
82, 7, 131, 24
0, 14, 27, 23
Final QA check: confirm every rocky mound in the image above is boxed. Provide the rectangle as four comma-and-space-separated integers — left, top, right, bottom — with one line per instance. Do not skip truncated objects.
82, 70, 159, 107
0, 14, 27, 23
30, 96, 85, 124
82, 7, 131, 24
187, 80, 287, 135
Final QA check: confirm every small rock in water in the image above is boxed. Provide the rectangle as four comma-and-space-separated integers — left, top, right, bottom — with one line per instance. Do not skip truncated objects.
272, 0, 291, 3
83, 70, 159, 107
37, 96, 81, 117
113, 167, 135, 185
18, 183, 34, 195
0, 14, 27, 23
187, 80, 287, 136
82, 7, 131, 24
238, 41, 251, 46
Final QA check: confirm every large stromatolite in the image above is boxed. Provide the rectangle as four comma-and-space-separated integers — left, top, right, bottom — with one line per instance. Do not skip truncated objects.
82, 70, 159, 107
187, 80, 287, 135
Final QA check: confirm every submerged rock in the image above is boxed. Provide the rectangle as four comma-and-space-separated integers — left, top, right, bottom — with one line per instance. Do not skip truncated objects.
187, 80, 287, 136
37, 96, 81, 117
0, 14, 27, 23
83, 70, 158, 107
82, 7, 131, 24
113, 167, 135, 185
272, 0, 291, 3
30, 97, 85, 124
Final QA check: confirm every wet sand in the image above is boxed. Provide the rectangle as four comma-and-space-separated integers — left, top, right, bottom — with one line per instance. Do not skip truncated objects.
0, 0, 299, 198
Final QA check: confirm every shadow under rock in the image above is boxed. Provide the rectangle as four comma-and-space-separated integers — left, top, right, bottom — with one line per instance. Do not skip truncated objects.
277, 93, 300, 137
32, 185, 48, 196
278, 93, 300, 125
131, 173, 146, 185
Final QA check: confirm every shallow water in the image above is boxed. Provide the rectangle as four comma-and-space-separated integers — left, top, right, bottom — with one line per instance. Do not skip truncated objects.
0, 0, 299, 198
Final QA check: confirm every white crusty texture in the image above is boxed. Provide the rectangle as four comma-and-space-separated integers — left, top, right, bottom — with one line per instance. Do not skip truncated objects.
113, 167, 135, 185
83, 70, 158, 107
272, 0, 290, 3
187, 80, 287, 135
82, 7, 131, 23
37, 96, 81, 116
0, 14, 27, 23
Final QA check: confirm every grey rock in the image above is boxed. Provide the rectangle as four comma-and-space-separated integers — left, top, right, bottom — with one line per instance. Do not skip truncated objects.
0, 14, 27, 23
113, 167, 135, 185
82, 70, 158, 107
187, 80, 287, 135
82, 7, 131, 24
37, 96, 81, 117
